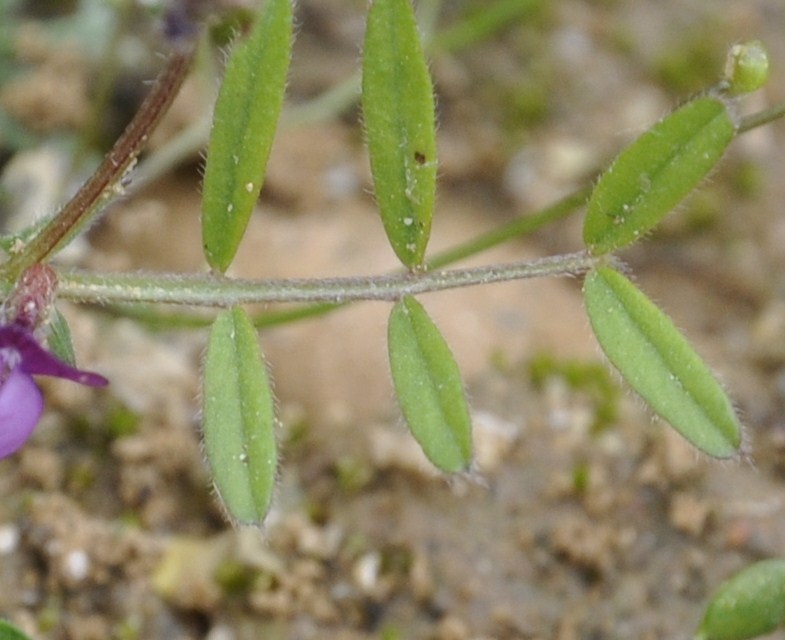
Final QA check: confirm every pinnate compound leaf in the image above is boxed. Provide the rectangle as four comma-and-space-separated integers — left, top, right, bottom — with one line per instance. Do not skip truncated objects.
584, 266, 741, 458
696, 559, 785, 640
201, 0, 292, 273
203, 307, 277, 524
363, 0, 437, 269
583, 97, 735, 255
388, 296, 472, 472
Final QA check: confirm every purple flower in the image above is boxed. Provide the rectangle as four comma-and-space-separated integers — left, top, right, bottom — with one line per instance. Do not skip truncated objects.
0, 322, 107, 458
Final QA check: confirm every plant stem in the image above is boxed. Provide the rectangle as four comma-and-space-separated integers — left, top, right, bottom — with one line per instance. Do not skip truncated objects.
58, 251, 597, 307
738, 102, 785, 134
96, 187, 592, 330
0, 46, 195, 283
431, 0, 542, 53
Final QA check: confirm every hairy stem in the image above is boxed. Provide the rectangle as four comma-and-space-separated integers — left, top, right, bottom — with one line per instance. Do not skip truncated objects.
0, 46, 195, 282
58, 252, 597, 307
738, 102, 785, 134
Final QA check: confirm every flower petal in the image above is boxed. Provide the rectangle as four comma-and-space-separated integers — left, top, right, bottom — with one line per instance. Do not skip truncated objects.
0, 324, 107, 387
0, 368, 43, 458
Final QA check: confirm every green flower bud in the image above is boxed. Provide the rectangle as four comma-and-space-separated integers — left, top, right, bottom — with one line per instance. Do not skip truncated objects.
724, 40, 769, 95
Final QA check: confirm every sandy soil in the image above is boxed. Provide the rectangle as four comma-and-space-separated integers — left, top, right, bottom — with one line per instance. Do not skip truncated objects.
1, 1, 785, 639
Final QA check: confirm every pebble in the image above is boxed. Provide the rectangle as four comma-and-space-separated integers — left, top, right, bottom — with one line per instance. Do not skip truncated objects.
63, 549, 91, 583
0, 524, 19, 555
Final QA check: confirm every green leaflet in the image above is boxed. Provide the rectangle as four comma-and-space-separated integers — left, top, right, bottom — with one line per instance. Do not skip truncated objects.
363, 0, 437, 269
203, 307, 277, 524
388, 296, 472, 472
201, 0, 292, 273
583, 266, 741, 458
0, 620, 34, 640
583, 97, 735, 255
696, 559, 785, 640
47, 308, 76, 366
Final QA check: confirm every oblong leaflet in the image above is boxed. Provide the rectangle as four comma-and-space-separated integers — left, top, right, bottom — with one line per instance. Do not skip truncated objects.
363, 0, 437, 269
583, 97, 735, 255
203, 307, 277, 524
697, 559, 785, 640
388, 296, 472, 472
201, 0, 292, 273
583, 266, 741, 457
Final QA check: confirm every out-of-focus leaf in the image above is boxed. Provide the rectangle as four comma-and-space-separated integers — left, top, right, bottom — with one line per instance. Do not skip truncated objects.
0, 619, 35, 640
696, 558, 785, 640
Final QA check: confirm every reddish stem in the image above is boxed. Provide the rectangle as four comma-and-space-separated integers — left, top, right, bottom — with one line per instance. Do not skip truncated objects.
0, 46, 195, 282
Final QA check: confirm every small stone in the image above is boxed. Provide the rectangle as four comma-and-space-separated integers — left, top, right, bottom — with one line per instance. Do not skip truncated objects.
669, 492, 711, 537
0, 524, 20, 555
436, 614, 470, 640
63, 549, 91, 583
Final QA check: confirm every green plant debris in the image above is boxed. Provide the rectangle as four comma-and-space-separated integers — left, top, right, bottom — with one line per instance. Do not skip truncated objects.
653, 28, 727, 95
529, 353, 621, 433
106, 403, 141, 440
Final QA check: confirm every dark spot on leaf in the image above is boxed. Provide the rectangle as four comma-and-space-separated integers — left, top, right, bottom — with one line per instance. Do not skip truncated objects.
414, 151, 426, 164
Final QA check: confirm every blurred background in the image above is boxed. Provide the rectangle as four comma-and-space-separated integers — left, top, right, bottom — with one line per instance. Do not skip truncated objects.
0, 2, 784, 638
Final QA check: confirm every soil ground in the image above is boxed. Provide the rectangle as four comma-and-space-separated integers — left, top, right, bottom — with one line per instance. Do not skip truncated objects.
1, 1, 785, 639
